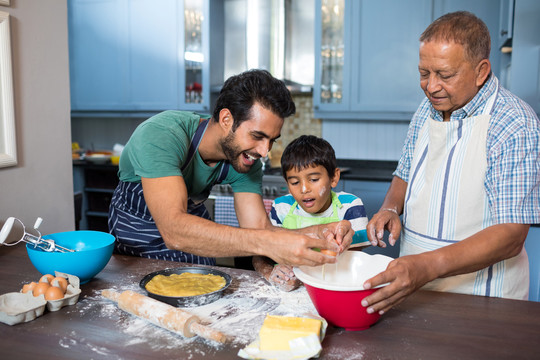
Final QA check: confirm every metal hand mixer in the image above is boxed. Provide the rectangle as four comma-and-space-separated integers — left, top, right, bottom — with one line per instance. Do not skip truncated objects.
0, 217, 74, 252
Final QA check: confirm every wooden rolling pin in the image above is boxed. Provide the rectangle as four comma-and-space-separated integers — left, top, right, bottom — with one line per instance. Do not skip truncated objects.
102, 289, 227, 343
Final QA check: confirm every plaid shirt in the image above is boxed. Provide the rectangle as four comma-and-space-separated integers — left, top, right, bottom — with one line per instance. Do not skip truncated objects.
395, 74, 540, 225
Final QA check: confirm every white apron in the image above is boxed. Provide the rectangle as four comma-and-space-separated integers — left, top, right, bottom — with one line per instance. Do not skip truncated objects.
401, 80, 529, 299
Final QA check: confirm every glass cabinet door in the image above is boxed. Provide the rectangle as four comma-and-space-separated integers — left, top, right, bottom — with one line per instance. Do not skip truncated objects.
314, 0, 351, 113
180, 0, 210, 111
320, 0, 345, 104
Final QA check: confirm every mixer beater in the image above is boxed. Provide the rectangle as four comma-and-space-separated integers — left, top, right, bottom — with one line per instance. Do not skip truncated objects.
0, 217, 74, 253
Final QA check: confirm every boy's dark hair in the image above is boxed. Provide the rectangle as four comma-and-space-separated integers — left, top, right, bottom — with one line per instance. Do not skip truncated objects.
213, 69, 296, 131
280, 135, 337, 179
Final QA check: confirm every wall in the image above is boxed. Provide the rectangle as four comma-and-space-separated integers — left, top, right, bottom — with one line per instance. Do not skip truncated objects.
0, 0, 73, 241
323, 120, 410, 160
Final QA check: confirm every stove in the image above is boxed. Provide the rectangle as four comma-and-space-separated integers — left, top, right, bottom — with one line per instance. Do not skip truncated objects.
260, 175, 289, 198
210, 174, 288, 199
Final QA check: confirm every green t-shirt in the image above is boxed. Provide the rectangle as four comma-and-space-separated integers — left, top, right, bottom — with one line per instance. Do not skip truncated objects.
118, 110, 262, 201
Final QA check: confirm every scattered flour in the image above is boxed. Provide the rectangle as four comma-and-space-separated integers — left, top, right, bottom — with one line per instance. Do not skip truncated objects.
61, 268, 318, 357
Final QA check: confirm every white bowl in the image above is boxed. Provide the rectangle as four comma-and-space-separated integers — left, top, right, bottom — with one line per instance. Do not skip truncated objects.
86, 154, 111, 164
293, 251, 393, 291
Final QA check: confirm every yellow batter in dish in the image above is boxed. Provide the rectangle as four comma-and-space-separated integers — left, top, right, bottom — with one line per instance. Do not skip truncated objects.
145, 272, 226, 297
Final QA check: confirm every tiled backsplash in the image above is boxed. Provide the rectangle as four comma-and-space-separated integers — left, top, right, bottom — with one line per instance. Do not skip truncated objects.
268, 94, 322, 165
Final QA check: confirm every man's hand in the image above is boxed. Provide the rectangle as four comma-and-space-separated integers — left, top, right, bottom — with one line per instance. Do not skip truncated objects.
361, 253, 434, 315
366, 176, 408, 248
367, 208, 402, 248
361, 223, 530, 315
263, 227, 345, 267
297, 220, 354, 255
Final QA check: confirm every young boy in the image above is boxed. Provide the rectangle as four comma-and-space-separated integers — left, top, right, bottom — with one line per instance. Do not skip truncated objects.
253, 135, 369, 291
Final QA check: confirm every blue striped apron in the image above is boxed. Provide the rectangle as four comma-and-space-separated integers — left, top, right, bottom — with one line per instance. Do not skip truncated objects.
108, 119, 229, 265
401, 78, 529, 299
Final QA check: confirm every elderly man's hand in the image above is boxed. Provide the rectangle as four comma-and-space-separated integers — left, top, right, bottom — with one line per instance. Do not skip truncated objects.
367, 208, 402, 248
361, 253, 435, 314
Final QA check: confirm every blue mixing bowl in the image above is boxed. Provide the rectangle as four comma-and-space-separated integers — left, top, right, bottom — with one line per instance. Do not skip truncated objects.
26, 230, 115, 284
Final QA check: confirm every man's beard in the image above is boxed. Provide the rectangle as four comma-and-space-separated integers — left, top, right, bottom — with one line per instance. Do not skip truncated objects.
220, 131, 251, 174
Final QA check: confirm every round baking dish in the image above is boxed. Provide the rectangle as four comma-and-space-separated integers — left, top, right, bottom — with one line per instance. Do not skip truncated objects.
139, 267, 232, 308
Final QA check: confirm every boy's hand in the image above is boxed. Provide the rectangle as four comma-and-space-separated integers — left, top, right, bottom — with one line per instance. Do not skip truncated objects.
268, 264, 301, 292
321, 220, 353, 253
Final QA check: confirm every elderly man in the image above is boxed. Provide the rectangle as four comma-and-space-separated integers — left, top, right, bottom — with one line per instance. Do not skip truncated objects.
364, 11, 539, 314
108, 69, 352, 267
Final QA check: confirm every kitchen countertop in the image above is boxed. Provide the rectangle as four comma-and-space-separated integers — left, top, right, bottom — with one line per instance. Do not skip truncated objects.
263, 160, 398, 182
337, 159, 397, 182
74, 158, 398, 182
2, 245, 540, 359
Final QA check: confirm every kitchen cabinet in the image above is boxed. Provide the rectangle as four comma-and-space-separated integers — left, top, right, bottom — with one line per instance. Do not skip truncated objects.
314, 0, 502, 120
68, 0, 223, 113
525, 226, 540, 302
498, 0, 514, 48
508, 0, 540, 114
314, 0, 431, 120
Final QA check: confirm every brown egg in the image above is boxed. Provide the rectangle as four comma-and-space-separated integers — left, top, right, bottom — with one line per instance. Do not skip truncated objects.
45, 286, 64, 301
21, 281, 38, 294
39, 274, 55, 284
33, 282, 50, 297
321, 249, 337, 256
51, 277, 68, 293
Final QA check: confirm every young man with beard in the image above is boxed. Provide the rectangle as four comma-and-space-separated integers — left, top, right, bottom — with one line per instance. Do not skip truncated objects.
108, 69, 353, 266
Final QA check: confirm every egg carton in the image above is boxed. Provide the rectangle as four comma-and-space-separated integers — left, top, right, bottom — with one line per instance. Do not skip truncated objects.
0, 271, 81, 325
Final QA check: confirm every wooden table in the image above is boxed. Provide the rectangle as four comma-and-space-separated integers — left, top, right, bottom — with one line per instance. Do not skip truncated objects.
1, 245, 539, 360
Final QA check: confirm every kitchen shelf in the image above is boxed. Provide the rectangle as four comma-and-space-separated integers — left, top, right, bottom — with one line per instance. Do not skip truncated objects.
86, 211, 109, 217
73, 162, 119, 232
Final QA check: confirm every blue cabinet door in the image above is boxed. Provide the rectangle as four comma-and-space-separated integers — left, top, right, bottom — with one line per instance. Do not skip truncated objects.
68, 0, 221, 113
68, 0, 129, 110
349, 0, 430, 117
509, 0, 540, 114
525, 226, 540, 302
69, 0, 180, 111
314, 0, 430, 120
314, 0, 505, 120
128, 0, 181, 111
313, 0, 352, 114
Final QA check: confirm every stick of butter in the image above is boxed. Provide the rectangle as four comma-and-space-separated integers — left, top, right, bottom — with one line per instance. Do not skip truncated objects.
259, 315, 322, 351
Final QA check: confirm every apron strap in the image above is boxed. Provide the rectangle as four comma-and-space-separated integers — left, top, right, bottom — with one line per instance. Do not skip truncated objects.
181, 118, 209, 172
215, 162, 230, 184
181, 118, 230, 186
483, 76, 498, 116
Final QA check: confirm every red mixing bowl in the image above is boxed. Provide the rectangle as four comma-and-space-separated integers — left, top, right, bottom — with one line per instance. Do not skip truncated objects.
294, 251, 393, 331
303, 284, 381, 331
